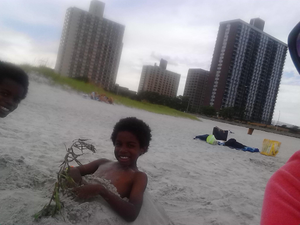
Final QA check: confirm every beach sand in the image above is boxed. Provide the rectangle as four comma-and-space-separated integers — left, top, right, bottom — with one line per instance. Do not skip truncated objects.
1, 74, 299, 225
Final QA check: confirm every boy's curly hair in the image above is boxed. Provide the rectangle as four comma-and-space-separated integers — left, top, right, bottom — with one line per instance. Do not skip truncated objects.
0, 61, 29, 99
111, 117, 152, 153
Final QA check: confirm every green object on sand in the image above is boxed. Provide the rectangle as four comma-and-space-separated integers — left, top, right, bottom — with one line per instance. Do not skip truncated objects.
206, 135, 217, 145
33, 139, 96, 221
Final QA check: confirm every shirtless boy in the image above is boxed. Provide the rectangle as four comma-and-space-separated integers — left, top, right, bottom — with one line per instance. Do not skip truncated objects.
0, 61, 28, 118
69, 117, 152, 222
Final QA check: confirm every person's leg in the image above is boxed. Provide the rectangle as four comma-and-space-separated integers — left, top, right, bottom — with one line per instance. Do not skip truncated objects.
224, 139, 246, 148
194, 134, 209, 141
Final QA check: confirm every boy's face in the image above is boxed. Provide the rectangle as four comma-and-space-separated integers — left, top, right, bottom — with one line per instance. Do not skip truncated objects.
114, 131, 145, 167
0, 78, 25, 118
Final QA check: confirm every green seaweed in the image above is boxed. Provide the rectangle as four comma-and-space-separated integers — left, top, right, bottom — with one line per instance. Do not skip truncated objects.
33, 139, 96, 221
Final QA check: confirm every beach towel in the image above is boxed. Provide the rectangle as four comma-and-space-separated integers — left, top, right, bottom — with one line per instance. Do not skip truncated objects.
240, 146, 259, 153
261, 150, 300, 224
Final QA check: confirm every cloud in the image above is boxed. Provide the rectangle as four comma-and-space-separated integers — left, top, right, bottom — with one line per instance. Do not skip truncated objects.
273, 84, 300, 126
1, 0, 300, 125
281, 73, 300, 86
0, 24, 58, 68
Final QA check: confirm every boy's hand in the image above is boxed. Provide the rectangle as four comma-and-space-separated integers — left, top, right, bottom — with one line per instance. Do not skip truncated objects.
68, 167, 83, 185
73, 184, 103, 199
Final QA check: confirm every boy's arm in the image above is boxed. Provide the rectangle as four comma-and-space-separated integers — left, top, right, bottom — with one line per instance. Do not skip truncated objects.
103, 172, 148, 222
74, 171, 148, 222
69, 158, 110, 184
77, 158, 110, 176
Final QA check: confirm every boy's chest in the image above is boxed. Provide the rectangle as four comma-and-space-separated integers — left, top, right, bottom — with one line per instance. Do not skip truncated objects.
94, 165, 135, 197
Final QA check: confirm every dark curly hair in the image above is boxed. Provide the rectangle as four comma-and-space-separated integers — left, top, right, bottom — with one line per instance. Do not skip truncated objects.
0, 61, 29, 99
111, 117, 152, 153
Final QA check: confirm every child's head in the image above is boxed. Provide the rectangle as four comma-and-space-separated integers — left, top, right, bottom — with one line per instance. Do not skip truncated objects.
0, 61, 29, 118
111, 117, 152, 154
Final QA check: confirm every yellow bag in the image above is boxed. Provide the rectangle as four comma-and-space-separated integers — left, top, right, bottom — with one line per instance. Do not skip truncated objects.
206, 135, 218, 145
260, 139, 281, 156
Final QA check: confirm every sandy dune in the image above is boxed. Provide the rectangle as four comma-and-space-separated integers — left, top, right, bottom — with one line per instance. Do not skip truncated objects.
0, 75, 299, 225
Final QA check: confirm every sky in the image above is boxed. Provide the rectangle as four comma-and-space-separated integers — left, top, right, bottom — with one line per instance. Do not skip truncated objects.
1, 0, 300, 126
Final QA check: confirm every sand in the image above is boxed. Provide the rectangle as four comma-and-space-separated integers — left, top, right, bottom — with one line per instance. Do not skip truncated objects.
1, 74, 299, 225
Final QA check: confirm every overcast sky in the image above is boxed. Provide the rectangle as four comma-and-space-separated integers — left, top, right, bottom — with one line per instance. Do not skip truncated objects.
1, 0, 300, 126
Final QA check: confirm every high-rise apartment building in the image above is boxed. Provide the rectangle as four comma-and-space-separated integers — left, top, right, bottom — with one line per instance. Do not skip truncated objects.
206, 18, 287, 124
55, 0, 124, 91
138, 59, 180, 97
183, 69, 209, 112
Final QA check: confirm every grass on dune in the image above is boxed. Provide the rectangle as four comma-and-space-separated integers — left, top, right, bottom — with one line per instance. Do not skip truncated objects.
20, 65, 199, 121
114, 96, 197, 119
